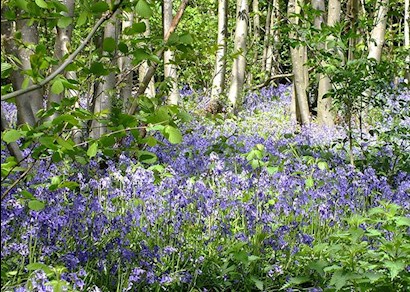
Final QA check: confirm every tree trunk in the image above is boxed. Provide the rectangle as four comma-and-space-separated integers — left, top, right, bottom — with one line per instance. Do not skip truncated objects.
210, 0, 228, 104
163, 0, 180, 105
265, 0, 280, 76
367, 0, 389, 62
90, 11, 119, 139
288, 0, 310, 125
48, 0, 76, 115
1, 106, 23, 163
119, 10, 134, 110
317, 0, 341, 126
252, 0, 260, 64
1, 9, 43, 126
261, 2, 272, 71
406, 0, 410, 81
227, 0, 249, 109
139, 19, 156, 98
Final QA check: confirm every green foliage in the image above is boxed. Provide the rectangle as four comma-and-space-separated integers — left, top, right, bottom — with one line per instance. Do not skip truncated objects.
290, 202, 410, 291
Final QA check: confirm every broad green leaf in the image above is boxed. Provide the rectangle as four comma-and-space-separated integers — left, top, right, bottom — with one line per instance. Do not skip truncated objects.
138, 150, 157, 164
288, 276, 310, 285
90, 2, 109, 13
77, 11, 88, 26
87, 142, 98, 158
20, 190, 35, 200
267, 166, 279, 174
250, 276, 264, 291
35, 0, 48, 9
51, 79, 64, 95
21, 77, 30, 89
317, 161, 328, 170
56, 137, 74, 150
385, 261, 405, 280
103, 37, 116, 53
1, 63, 12, 78
305, 177, 314, 188
26, 262, 52, 275
3, 129, 22, 143
118, 42, 128, 54
57, 16, 72, 28
179, 33, 194, 45
163, 125, 182, 144
28, 200, 45, 211
136, 0, 153, 18
39, 136, 56, 149
395, 216, 410, 227
329, 270, 347, 290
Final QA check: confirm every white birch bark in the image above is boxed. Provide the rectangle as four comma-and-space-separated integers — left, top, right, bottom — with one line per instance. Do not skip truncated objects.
288, 0, 310, 125
210, 0, 228, 103
367, 0, 389, 62
90, 11, 118, 139
164, 0, 180, 105
139, 19, 156, 98
265, 0, 280, 76
317, 0, 341, 126
228, 0, 249, 108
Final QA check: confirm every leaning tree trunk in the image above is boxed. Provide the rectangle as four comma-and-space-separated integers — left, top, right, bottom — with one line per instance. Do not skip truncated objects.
227, 0, 249, 109
210, 0, 228, 106
1, 9, 44, 126
90, 11, 119, 139
288, 0, 310, 125
317, 0, 341, 126
163, 0, 180, 105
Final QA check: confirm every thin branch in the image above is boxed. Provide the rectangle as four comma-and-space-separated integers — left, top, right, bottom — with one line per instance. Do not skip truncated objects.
1, 2, 124, 102
127, 0, 189, 115
252, 73, 294, 90
2, 161, 36, 201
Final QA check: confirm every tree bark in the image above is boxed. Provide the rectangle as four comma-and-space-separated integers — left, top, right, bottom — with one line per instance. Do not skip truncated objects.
210, 0, 228, 104
119, 10, 134, 110
265, 0, 280, 76
227, 0, 249, 109
288, 0, 310, 125
163, 0, 180, 105
90, 10, 119, 139
1, 8, 43, 126
261, 2, 272, 71
406, 0, 410, 81
139, 19, 156, 98
317, 0, 341, 126
1, 106, 23, 163
367, 0, 389, 62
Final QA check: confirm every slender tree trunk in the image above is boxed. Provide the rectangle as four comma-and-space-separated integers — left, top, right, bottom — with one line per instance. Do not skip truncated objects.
367, 0, 389, 62
119, 10, 134, 110
261, 2, 272, 71
48, 0, 76, 114
405, 0, 410, 81
90, 11, 119, 139
288, 0, 310, 125
265, 0, 280, 76
317, 0, 341, 126
1, 9, 43, 126
163, 0, 180, 105
139, 19, 156, 98
228, 0, 249, 109
346, 0, 360, 61
252, 0, 260, 63
1, 107, 23, 162
210, 0, 228, 104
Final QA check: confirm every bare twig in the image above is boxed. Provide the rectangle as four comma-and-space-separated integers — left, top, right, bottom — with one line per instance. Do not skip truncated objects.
251, 73, 294, 90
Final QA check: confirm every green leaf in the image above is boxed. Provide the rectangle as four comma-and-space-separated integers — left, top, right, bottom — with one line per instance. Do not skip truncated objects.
385, 261, 405, 280
267, 166, 279, 174
329, 270, 347, 290
51, 79, 64, 95
103, 37, 116, 53
3, 129, 22, 143
395, 216, 410, 227
28, 200, 45, 211
77, 11, 88, 26
90, 2, 109, 13
87, 142, 98, 158
26, 262, 52, 275
163, 125, 182, 144
21, 77, 30, 89
57, 16, 72, 28
35, 0, 48, 9
39, 136, 56, 149
1, 63, 12, 78
56, 137, 74, 151
250, 276, 264, 291
317, 161, 328, 170
20, 190, 35, 200
288, 276, 310, 285
179, 33, 194, 45
138, 150, 157, 164
136, 0, 153, 18
118, 42, 128, 54
305, 177, 314, 188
